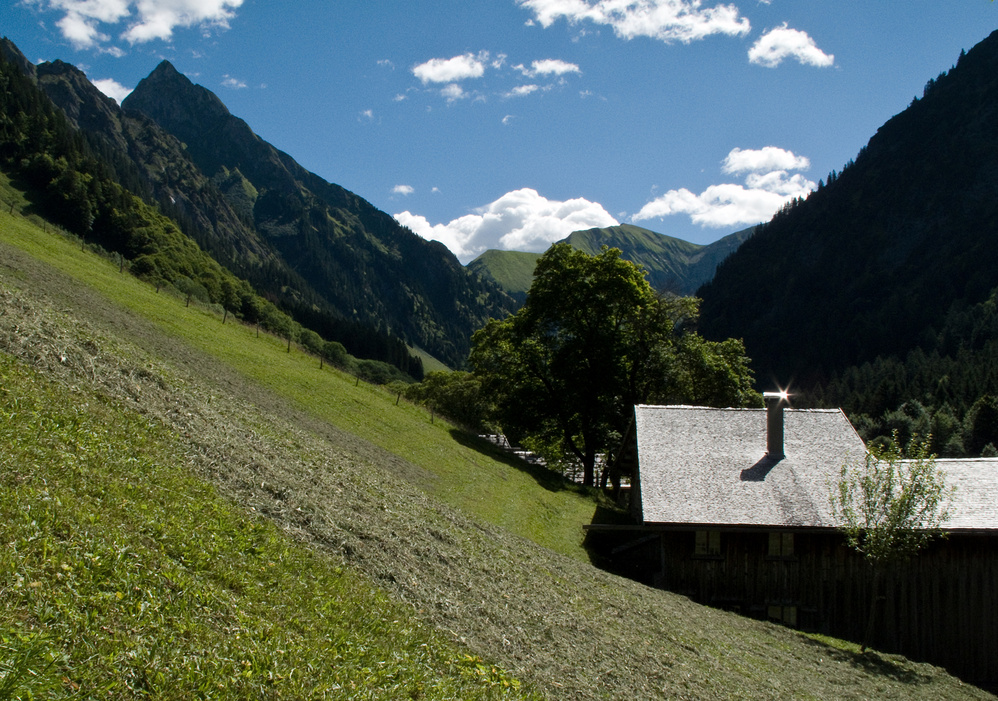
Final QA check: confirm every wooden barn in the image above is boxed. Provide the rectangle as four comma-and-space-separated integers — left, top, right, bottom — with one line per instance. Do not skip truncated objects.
593, 393, 998, 685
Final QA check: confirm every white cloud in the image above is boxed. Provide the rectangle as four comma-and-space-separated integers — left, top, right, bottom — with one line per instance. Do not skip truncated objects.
36, 0, 244, 49
440, 83, 467, 102
412, 52, 488, 84
722, 146, 810, 174
532, 58, 581, 75
90, 76, 132, 103
221, 74, 247, 89
502, 114, 515, 125
518, 0, 751, 43
392, 184, 414, 196
413, 51, 580, 103
633, 146, 815, 228
122, 0, 244, 44
748, 24, 834, 68
56, 12, 112, 49
515, 58, 581, 77
395, 188, 618, 263
505, 84, 540, 98
634, 183, 789, 228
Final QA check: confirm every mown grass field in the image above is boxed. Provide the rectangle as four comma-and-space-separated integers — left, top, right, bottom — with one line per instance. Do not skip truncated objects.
0, 353, 534, 698
0, 191, 599, 563
1, 190, 993, 699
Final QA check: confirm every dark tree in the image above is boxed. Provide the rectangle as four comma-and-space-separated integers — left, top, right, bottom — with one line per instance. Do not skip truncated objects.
470, 244, 758, 486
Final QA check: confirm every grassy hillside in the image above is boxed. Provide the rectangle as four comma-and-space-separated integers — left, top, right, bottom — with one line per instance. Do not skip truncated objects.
468, 249, 543, 303
565, 224, 753, 296
1, 199, 992, 698
0, 175, 596, 560
0, 354, 532, 698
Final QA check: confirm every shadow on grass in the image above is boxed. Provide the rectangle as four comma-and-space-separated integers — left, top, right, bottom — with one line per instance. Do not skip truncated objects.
447, 428, 590, 495
5, 173, 43, 215
446, 428, 638, 569
581, 501, 645, 570
798, 634, 935, 687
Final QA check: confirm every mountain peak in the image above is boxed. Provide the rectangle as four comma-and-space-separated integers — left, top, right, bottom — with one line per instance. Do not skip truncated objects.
31, 55, 125, 147
144, 59, 187, 85
123, 60, 231, 133
1, 36, 37, 79
129, 60, 198, 97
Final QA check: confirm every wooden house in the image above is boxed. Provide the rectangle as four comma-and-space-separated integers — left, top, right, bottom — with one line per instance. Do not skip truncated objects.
595, 393, 998, 684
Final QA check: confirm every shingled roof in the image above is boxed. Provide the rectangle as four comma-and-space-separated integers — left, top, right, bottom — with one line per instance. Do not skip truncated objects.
632, 404, 867, 528
933, 458, 998, 532
630, 403, 998, 532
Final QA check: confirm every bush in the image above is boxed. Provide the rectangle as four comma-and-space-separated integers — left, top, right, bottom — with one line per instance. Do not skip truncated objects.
322, 341, 348, 367
404, 371, 491, 432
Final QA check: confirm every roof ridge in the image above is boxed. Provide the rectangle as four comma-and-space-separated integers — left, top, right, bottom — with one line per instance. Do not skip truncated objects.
636, 404, 842, 414
931, 457, 998, 463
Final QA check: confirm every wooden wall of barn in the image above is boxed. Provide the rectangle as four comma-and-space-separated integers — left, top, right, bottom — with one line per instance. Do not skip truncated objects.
606, 529, 998, 685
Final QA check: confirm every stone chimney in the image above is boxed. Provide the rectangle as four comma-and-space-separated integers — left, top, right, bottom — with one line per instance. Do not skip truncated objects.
763, 391, 789, 459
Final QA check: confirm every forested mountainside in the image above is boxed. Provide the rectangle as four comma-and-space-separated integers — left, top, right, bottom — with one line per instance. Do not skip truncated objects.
698, 29, 998, 455
0, 43, 422, 379
0, 38, 422, 375
2, 37, 516, 369
468, 224, 753, 304
121, 61, 515, 368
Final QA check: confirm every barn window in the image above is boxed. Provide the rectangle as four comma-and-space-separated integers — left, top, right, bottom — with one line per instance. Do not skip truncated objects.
767, 605, 798, 626
694, 530, 721, 557
768, 531, 794, 558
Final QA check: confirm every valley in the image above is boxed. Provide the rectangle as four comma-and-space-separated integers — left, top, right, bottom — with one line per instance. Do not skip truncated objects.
1, 186, 988, 698
2, 23, 998, 697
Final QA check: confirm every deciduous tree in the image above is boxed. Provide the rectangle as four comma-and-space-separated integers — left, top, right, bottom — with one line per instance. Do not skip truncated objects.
830, 432, 953, 651
470, 243, 758, 486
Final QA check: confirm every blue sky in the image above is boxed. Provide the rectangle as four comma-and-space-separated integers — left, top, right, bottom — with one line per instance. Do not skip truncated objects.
7, 1, 997, 262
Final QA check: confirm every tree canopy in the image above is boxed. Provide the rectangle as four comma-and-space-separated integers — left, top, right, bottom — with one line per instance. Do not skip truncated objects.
470, 243, 759, 486
830, 432, 953, 650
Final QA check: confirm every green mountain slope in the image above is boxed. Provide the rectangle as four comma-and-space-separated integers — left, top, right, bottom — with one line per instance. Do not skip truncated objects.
122, 60, 515, 367
468, 224, 753, 300
698, 30, 998, 398
467, 249, 542, 303
1, 195, 987, 699
564, 224, 753, 295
